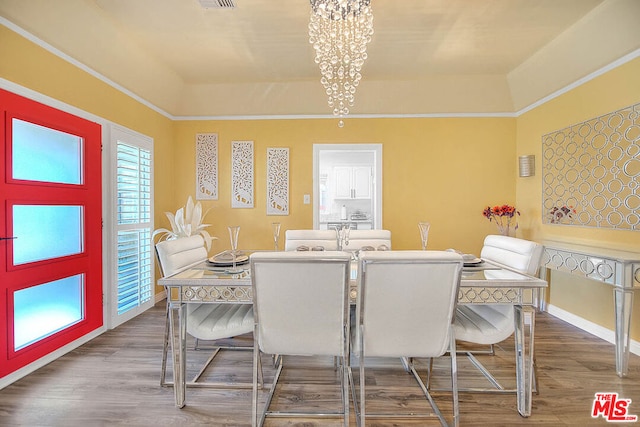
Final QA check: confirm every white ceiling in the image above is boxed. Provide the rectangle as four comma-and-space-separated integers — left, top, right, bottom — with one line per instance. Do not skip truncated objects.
1, 0, 639, 117
91, 0, 601, 83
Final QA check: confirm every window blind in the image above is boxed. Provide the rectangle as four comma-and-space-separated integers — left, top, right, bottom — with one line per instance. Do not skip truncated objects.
116, 142, 152, 315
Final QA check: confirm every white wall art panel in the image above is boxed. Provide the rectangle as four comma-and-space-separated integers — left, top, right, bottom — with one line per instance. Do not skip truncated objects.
195, 133, 218, 200
266, 147, 289, 215
231, 140, 254, 208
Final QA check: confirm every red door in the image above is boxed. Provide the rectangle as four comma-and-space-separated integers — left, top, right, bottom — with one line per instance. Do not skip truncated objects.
0, 89, 102, 377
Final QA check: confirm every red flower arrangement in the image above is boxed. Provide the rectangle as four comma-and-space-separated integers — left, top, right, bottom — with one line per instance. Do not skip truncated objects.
482, 204, 520, 236
549, 205, 576, 224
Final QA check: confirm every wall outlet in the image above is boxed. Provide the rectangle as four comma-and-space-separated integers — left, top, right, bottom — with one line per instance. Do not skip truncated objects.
303, 194, 310, 204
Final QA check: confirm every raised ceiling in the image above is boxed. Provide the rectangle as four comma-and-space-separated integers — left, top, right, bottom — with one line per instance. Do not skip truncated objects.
1, 0, 639, 117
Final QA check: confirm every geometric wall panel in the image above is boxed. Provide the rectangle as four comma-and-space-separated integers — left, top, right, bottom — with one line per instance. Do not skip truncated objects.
542, 102, 640, 230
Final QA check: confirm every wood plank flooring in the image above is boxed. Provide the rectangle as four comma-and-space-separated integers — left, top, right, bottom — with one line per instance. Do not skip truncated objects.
0, 303, 638, 426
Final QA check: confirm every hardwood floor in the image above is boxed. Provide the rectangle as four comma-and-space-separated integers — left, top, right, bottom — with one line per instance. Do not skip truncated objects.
0, 303, 638, 426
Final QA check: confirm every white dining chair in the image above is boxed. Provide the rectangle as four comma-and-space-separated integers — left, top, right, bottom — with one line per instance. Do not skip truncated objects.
354, 250, 463, 427
452, 234, 544, 393
283, 229, 339, 251
250, 251, 351, 427
341, 229, 392, 251
155, 235, 255, 388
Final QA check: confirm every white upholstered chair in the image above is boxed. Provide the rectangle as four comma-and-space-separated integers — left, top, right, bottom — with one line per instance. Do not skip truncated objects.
452, 234, 544, 393
341, 229, 391, 251
283, 229, 338, 251
354, 251, 463, 427
250, 251, 351, 427
155, 235, 254, 387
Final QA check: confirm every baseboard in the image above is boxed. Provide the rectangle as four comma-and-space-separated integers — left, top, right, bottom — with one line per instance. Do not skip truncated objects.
546, 304, 640, 356
0, 326, 106, 390
155, 289, 167, 304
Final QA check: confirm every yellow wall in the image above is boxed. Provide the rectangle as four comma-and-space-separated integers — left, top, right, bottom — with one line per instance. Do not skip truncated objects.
516, 57, 640, 340
0, 25, 175, 292
3, 25, 638, 342
172, 117, 517, 255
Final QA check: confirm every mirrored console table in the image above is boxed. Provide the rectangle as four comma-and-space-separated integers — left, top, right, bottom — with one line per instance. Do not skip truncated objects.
540, 240, 640, 377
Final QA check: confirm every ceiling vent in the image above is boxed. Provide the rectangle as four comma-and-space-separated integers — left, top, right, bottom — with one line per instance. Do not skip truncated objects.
198, 0, 236, 9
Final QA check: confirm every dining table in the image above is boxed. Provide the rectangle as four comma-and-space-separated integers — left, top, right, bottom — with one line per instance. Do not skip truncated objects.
158, 251, 547, 417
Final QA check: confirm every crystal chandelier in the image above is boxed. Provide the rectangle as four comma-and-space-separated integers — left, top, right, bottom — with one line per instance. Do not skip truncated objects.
308, 0, 374, 127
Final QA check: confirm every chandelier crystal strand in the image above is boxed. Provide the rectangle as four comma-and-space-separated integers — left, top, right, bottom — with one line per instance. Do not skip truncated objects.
309, 0, 373, 127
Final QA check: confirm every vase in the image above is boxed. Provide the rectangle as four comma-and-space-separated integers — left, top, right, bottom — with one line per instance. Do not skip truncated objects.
552, 211, 565, 224
497, 224, 511, 236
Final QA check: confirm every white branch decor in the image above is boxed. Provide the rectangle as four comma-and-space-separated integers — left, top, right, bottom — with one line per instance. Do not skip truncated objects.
266, 147, 289, 215
195, 133, 218, 200
231, 140, 254, 208
152, 196, 217, 251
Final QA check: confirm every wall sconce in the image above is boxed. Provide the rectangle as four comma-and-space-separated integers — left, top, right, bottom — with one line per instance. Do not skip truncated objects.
519, 155, 535, 177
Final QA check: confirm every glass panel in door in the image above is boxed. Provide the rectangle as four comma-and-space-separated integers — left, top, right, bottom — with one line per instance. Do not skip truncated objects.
12, 205, 84, 265
13, 275, 84, 350
11, 118, 83, 185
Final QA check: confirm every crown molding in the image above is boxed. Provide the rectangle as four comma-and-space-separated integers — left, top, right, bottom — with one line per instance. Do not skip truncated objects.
2, 18, 638, 121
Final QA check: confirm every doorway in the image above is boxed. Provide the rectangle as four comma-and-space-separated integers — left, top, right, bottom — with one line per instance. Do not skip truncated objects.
313, 144, 382, 230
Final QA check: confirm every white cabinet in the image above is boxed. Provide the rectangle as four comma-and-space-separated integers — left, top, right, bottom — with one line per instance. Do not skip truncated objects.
352, 167, 372, 198
334, 167, 353, 199
334, 166, 371, 199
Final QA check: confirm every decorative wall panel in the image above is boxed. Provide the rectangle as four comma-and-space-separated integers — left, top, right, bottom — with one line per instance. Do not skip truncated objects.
231, 141, 254, 208
195, 133, 218, 200
542, 102, 640, 230
266, 148, 289, 215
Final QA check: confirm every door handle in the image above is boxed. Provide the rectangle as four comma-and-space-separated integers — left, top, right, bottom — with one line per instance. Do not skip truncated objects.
0, 237, 17, 240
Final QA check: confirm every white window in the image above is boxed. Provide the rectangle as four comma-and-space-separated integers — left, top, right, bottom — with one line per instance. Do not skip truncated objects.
106, 125, 154, 328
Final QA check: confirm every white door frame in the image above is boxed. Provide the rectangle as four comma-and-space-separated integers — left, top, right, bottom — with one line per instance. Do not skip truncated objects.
105, 124, 155, 329
312, 144, 383, 229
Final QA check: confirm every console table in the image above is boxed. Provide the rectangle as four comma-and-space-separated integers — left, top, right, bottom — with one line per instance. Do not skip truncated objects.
541, 240, 640, 377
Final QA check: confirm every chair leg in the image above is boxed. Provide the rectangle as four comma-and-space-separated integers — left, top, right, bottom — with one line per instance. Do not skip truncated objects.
408, 359, 449, 426
191, 348, 221, 383
459, 340, 540, 395
400, 356, 411, 372
342, 354, 349, 427
359, 350, 366, 427
348, 361, 360, 427
426, 357, 434, 389
160, 302, 171, 387
533, 355, 539, 395
252, 330, 268, 426
450, 333, 460, 427
260, 353, 284, 425
252, 337, 259, 427
271, 354, 281, 368
257, 348, 264, 388
465, 351, 505, 390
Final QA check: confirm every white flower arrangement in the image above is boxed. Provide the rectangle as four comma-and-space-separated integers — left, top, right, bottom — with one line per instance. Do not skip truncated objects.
152, 196, 217, 250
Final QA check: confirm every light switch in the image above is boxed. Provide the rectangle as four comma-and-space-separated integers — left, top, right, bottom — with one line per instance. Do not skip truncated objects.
303, 194, 310, 204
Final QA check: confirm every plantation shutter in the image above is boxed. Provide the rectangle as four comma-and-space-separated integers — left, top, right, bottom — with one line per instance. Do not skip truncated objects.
109, 125, 154, 327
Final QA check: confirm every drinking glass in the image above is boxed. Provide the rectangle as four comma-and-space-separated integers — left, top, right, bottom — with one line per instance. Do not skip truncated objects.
334, 225, 342, 250
342, 224, 351, 248
227, 225, 242, 273
418, 222, 430, 250
272, 222, 281, 251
